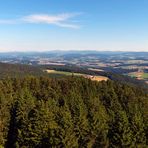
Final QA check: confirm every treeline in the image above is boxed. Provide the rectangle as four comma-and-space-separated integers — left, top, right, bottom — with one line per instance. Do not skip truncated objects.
0, 76, 147, 147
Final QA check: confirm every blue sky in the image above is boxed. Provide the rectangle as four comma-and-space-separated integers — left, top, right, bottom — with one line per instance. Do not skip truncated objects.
0, 0, 148, 52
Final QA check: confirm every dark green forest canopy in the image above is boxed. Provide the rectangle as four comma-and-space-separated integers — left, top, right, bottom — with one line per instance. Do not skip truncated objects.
0, 76, 147, 148
0, 62, 47, 78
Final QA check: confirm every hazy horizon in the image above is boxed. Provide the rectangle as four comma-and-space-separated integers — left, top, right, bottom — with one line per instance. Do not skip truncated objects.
0, 0, 148, 52
0, 49, 148, 53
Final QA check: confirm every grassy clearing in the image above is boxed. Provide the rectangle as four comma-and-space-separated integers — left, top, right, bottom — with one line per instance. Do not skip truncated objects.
90, 76, 108, 82
46, 69, 108, 82
46, 70, 83, 76
88, 68, 104, 72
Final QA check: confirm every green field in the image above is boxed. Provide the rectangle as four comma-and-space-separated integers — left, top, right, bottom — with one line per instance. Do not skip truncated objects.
128, 72, 148, 80
46, 70, 83, 76
142, 73, 148, 79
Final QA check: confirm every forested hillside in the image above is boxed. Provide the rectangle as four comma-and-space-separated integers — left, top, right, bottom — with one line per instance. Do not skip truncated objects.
41, 65, 148, 90
0, 76, 147, 148
0, 62, 46, 78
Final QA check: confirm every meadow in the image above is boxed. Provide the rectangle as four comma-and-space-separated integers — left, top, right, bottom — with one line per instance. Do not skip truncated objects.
46, 69, 108, 82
